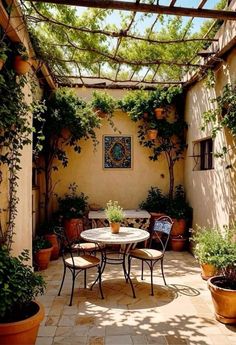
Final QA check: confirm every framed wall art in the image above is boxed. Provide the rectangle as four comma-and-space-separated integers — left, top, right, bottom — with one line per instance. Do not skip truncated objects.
103, 135, 132, 169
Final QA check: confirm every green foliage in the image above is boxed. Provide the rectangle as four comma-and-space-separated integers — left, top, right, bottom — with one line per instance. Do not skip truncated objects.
13, 42, 29, 61
0, 42, 8, 62
105, 200, 124, 223
191, 225, 236, 282
58, 183, 88, 219
139, 187, 167, 213
33, 236, 52, 253
91, 91, 116, 116
0, 246, 45, 322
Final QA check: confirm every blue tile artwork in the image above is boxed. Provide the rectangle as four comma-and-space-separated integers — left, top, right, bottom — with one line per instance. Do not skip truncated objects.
104, 135, 132, 168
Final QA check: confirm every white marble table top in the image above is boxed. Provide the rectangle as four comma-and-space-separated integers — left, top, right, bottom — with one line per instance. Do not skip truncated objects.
81, 227, 150, 245
88, 209, 151, 219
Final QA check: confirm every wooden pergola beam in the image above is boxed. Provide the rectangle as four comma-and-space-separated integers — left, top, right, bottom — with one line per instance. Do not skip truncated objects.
30, 0, 236, 20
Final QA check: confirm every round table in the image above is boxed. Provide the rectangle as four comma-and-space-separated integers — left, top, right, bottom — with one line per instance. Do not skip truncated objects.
81, 227, 150, 298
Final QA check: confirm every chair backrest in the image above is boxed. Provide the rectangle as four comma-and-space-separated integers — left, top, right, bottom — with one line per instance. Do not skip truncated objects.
149, 215, 173, 252
54, 226, 76, 265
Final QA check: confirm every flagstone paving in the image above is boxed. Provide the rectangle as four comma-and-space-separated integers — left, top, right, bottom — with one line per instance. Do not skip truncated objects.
36, 251, 236, 345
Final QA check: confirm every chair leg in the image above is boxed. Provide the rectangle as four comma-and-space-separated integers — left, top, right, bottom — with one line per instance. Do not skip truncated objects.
69, 270, 76, 306
58, 265, 66, 296
150, 262, 154, 296
98, 265, 104, 299
84, 269, 87, 289
141, 260, 144, 280
161, 258, 167, 285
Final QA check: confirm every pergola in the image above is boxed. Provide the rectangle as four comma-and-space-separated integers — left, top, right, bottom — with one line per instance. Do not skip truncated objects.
12, 0, 235, 89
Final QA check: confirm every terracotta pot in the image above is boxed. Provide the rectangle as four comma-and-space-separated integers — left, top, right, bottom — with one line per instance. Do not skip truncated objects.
143, 112, 149, 119
110, 222, 120, 234
208, 276, 236, 324
147, 129, 158, 140
170, 236, 187, 251
45, 234, 60, 260
171, 219, 186, 236
200, 263, 217, 280
0, 59, 5, 71
34, 247, 52, 270
154, 108, 165, 120
13, 56, 31, 75
64, 218, 84, 241
0, 301, 44, 345
95, 109, 107, 118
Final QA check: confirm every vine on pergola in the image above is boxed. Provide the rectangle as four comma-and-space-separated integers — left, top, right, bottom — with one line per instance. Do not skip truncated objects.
20, 0, 228, 88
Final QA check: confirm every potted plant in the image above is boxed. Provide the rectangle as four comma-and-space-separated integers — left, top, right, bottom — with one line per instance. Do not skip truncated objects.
191, 227, 221, 280
33, 236, 53, 271
207, 226, 236, 324
38, 219, 61, 260
105, 200, 124, 234
0, 246, 45, 344
58, 183, 88, 241
91, 91, 116, 118
170, 234, 188, 251
13, 43, 31, 75
147, 122, 158, 140
0, 42, 8, 71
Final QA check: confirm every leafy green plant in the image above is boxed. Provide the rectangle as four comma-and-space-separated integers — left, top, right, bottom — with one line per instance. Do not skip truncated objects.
105, 200, 124, 223
166, 185, 192, 220
91, 91, 116, 116
139, 187, 167, 212
0, 42, 8, 62
191, 225, 236, 285
14, 42, 29, 61
0, 246, 45, 322
33, 237, 52, 253
58, 183, 88, 219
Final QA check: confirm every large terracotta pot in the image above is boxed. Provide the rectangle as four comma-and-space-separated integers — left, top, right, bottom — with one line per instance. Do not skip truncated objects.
13, 56, 31, 75
147, 129, 158, 140
208, 276, 236, 324
45, 234, 60, 260
170, 236, 187, 251
171, 218, 186, 236
154, 108, 165, 120
34, 247, 52, 270
0, 301, 44, 345
200, 263, 217, 280
110, 222, 120, 234
64, 218, 84, 241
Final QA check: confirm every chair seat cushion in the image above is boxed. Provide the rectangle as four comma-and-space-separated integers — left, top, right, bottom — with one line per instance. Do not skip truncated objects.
72, 242, 98, 251
65, 254, 100, 268
129, 248, 163, 260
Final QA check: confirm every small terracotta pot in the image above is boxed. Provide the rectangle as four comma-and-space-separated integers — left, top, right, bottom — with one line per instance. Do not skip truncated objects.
171, 219, 186, 236
0, 301, 44, 345
34, 247, 52, 270
110, 222, 120, 234
45, 234, 60, 260
200, 263, 217, 280
13, 56, 31, 75
147, 129, 158, 140
154, 108, 165, 120
170, 236, 187, 251
143, 112, 149, 119
95, 109, 107, 118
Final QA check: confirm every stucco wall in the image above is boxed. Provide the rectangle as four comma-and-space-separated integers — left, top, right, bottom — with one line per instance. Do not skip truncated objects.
184, 47, 236, 229
47, 89, 184, 213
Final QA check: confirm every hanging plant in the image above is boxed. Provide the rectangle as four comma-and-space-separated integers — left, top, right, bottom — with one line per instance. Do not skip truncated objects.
0, 42, 8, 71
13, 43, 31, 75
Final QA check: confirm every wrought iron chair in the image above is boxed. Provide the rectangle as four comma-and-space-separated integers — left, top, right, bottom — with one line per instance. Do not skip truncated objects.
54, 227, 104, 306
128, 215, 173, 296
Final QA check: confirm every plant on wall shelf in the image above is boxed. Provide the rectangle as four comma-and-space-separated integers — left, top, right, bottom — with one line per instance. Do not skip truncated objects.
91, 91, 116, 118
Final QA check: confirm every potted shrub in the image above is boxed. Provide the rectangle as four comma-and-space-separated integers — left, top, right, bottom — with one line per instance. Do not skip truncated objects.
13, 43, 31, 75
170, 235, 188, 252
147, 122, 158, 140
91, 91, 116, 118
105, 200, 124, 234
58, 183, 88, 241
207, 226, 236, 324
0, 42, 8, 71
191, 227, 221, 280
39, 220, 61, 260
33, 236, 53, 271
0, 246, 45, 345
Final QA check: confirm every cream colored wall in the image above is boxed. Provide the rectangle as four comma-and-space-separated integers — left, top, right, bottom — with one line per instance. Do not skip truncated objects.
184, 47, 236, 229
49, 90, 184, 212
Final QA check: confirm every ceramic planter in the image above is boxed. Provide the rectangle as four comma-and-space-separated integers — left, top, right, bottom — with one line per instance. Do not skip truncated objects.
34, 247, 52, 270
13, 56, 31, 75
208, 276, 236, 324
45, 234, 60, 260
170, 236, 187, 251
0, 301, 44, 345
64, 218, 84, 241
171, 218, 186, 236
110, 222, 120, 234
154, 108, 165, 120
147, 129, 158, 140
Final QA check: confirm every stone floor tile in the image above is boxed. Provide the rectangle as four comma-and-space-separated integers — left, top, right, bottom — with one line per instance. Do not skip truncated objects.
105, 335, 133, 345
38, 326, 57, 337
165, 335, 188, 345
53, 336, 87, 345
131, 334, 148, 344
87, 336, 105, 345
146, 335, 167, 345
35, 337, 53, 345
45, 315, 60, 326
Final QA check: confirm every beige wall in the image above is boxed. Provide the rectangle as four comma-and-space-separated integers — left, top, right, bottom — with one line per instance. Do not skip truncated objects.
47, 90, 184, 213
184, 47, 236, 229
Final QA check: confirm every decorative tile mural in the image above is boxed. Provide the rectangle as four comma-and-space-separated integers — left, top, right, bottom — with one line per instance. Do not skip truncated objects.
103, 135, 132, 169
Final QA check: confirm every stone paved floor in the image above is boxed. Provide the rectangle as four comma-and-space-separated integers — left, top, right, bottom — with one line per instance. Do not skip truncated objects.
36, 251, 236, 345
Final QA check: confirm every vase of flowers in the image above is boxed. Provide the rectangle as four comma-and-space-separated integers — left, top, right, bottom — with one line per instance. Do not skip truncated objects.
105, 200, 125, 234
